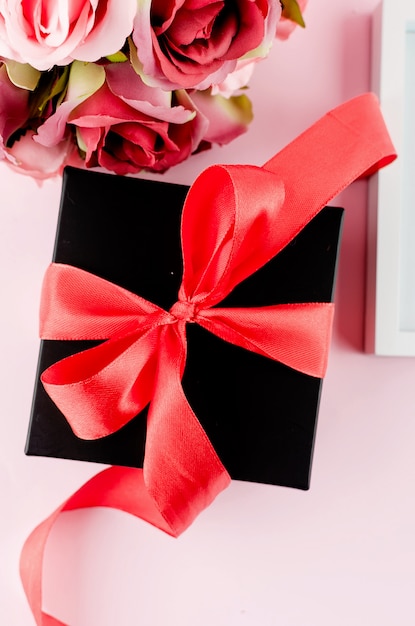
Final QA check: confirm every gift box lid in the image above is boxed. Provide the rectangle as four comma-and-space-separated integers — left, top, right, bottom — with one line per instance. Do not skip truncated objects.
26, 166, 344, 490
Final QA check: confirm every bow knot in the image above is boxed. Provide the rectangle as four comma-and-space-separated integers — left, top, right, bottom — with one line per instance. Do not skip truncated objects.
169, 300, 199, 323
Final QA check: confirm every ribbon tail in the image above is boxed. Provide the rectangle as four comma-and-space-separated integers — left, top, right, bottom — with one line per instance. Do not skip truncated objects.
198, 302, 335, 377
42, 614, 67, 626
20, 500, 68, 626
144, 323, 231, 532
20, 466, 179, 626
261, 93, 397, 249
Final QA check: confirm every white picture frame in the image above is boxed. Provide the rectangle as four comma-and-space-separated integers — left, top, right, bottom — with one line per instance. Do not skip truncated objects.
366, 0, 415, 355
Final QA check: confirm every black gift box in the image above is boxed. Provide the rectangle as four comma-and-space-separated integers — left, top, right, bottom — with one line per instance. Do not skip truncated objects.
26, 166, 344, 490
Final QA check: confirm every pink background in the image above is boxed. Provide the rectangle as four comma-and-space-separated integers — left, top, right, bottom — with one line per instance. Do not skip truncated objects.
2, 0, 415, 624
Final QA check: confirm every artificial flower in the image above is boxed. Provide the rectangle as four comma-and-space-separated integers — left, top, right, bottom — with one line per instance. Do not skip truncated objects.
66, 64, 210, 175
132, 0, 282, 90
0, 0, 137, 71
0, 1, 307, 179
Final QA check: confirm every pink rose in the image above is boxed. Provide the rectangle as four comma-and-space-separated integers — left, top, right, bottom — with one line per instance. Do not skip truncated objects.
64, 62, 211, 176
132, 0, 281, 90
0, 1, 137, 71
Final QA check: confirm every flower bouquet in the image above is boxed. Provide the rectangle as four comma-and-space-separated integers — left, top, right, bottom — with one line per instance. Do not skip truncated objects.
0, 0, 306, 179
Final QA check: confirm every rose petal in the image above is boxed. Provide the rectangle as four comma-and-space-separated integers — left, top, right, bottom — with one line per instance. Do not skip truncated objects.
4, 130, 72, 179
189, 89, 252, 144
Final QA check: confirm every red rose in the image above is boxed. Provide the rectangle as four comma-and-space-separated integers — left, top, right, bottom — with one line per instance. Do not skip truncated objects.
132, 0, 281, 90
67, 63, 209, 176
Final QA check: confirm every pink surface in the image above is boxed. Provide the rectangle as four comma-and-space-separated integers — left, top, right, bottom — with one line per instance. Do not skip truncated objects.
2, 1, 415, 624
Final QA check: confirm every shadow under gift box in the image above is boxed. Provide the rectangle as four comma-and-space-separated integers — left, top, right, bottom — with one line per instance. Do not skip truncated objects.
26, 166, 344, 491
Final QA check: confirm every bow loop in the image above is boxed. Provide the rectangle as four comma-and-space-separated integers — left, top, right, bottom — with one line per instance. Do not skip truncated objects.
41, 325, 164, 438
198, 302, 335, 378
40, 263, 168, 340
179, 164, 286, 306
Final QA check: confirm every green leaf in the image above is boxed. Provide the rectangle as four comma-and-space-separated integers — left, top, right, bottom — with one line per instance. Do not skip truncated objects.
228, 93, 253, 125
281, 0, 305, 28
39, 66, 69, 114
66, 61, 105, 100
4, 61, 41, 91
28, 66, 70, 119
105, 50, 128, 63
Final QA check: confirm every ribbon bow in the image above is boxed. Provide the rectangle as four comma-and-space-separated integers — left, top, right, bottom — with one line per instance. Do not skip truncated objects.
20, 94, 396, 626
39, 162, 336, 529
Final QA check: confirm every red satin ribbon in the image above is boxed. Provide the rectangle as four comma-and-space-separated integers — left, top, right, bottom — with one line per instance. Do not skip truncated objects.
20, 93, 396, 626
